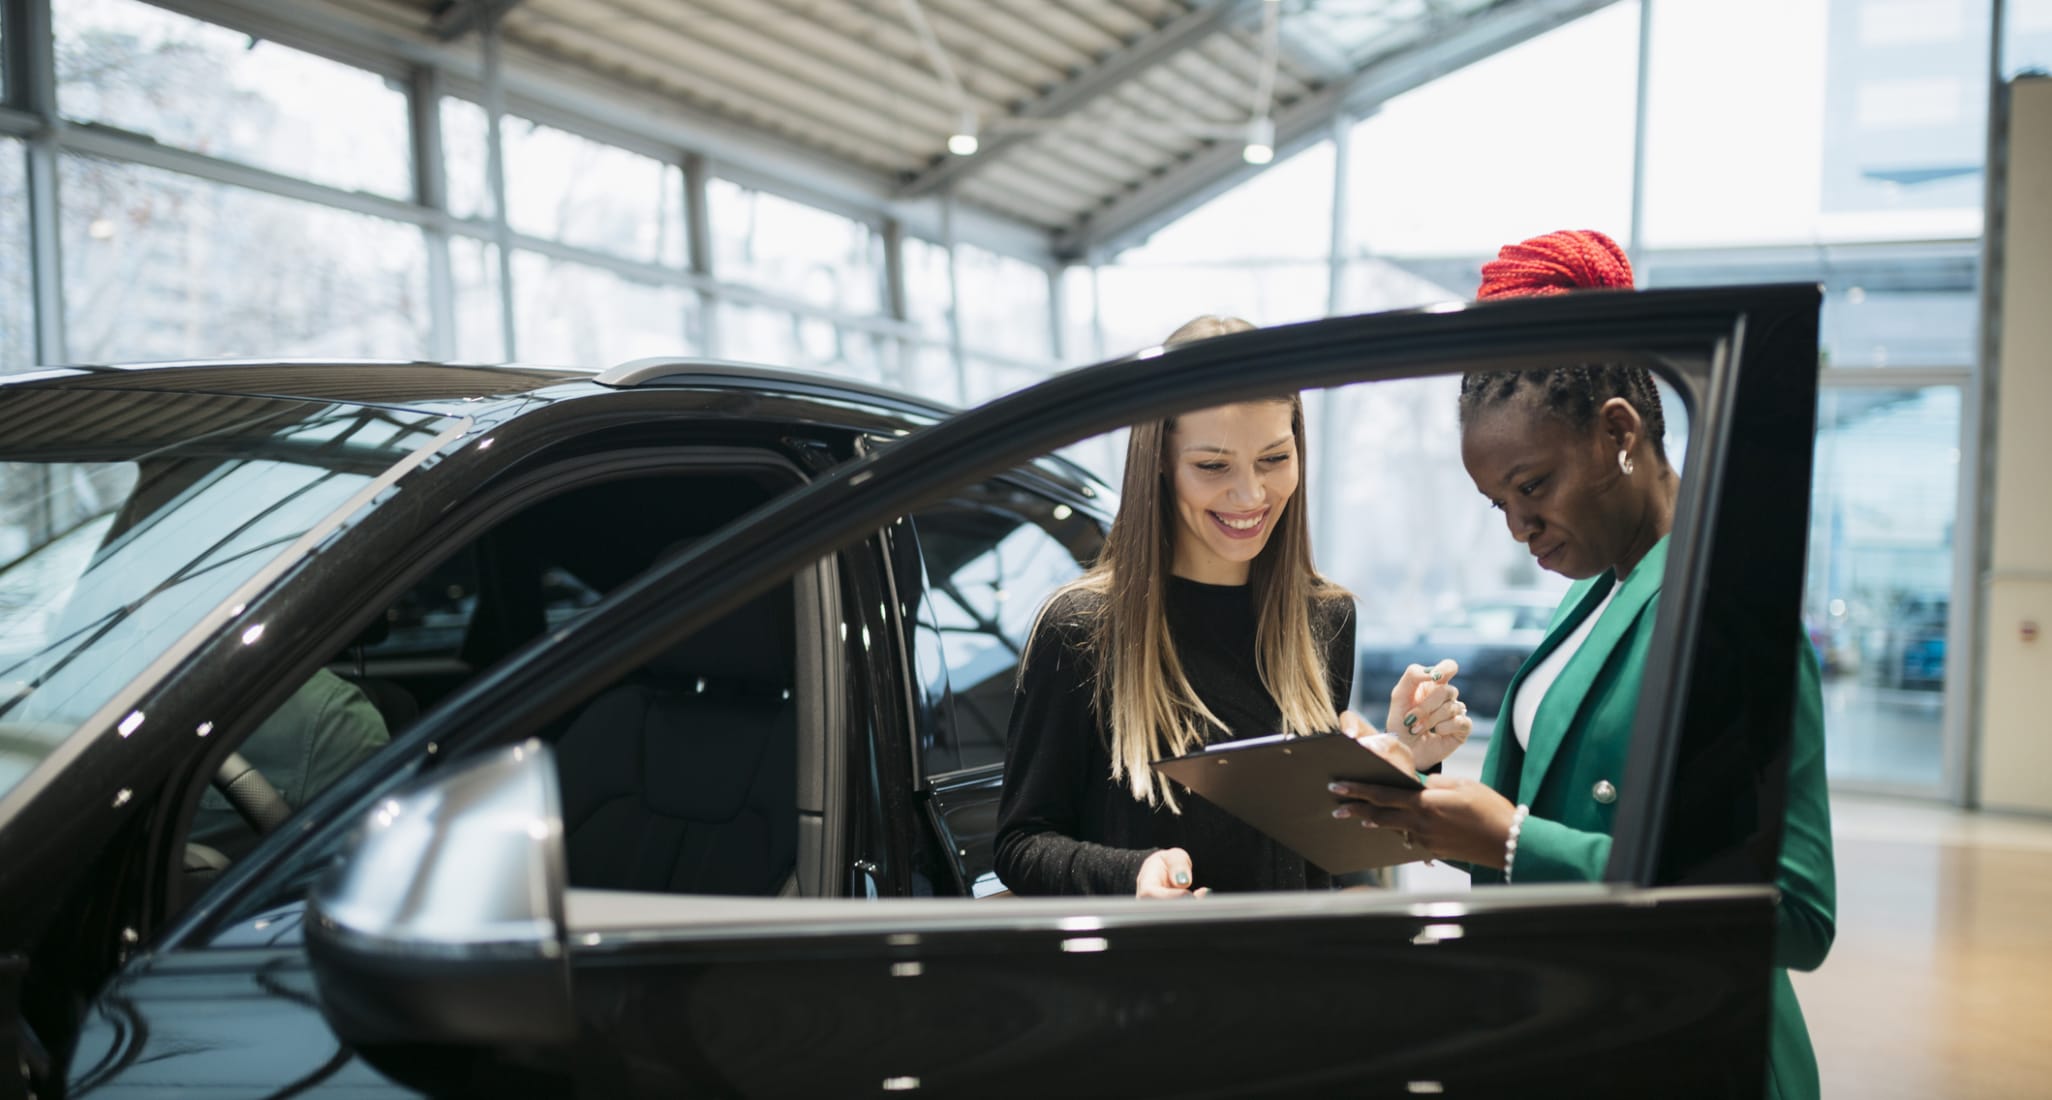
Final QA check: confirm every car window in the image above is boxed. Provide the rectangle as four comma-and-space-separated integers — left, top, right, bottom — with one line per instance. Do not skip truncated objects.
909, 482, 1101, 776
185, 466, 796, 886
0, 392, 457, 801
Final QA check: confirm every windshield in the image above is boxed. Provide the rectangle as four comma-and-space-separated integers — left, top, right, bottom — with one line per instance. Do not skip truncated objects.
0, 386, 460, 799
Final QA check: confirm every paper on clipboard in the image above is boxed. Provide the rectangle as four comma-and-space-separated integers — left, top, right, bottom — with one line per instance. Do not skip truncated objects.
1150, 732, 1429, 874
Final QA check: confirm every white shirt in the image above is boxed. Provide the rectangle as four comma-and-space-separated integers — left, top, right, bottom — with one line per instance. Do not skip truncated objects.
1511, 584, 1621, 752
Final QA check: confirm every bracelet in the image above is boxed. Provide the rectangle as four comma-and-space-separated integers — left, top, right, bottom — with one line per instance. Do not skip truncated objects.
1503, 804, 1531, 884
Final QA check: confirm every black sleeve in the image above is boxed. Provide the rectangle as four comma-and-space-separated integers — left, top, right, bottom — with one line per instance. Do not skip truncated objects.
993, 608, 1154, 896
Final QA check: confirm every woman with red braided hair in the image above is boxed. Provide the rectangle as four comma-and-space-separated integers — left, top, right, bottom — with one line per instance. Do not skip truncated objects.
1331, 230, 1835, 1100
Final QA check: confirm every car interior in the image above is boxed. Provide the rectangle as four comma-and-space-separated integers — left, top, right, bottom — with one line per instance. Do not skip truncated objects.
194, 462, 835, 903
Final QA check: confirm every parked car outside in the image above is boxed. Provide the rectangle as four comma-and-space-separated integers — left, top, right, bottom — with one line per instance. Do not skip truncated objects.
1355, 589, 1560, 728
1, 285, 1824, 1097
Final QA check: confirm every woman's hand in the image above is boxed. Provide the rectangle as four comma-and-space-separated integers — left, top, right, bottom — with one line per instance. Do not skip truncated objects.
1328, 735, 1519, 868
1135, 847, 1210, 899
1375, 659, 1472, 768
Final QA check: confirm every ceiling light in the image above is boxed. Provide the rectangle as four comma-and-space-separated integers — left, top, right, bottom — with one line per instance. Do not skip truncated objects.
1242, 117, 1276, 165
948, 111, 979, 156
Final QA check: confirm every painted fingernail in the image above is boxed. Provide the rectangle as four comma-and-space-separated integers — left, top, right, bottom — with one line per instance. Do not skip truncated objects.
1332, 806, 1351, 819
1360, 819, 1378, 829
1429, 669, 1445, 682
1328, 782, 1348, 794
1172, 870, 1191, 887
1403, 714, 1418, 728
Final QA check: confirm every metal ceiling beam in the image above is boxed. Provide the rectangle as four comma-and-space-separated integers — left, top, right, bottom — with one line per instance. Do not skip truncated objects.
142, 0, 1056, 264
433, 0, 532, 42
897, 0, 1266, 198
1053, 0, 1621, 260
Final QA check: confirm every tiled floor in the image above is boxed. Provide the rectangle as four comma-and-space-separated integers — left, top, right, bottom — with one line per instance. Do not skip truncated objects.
1794, 794, 2052, 1100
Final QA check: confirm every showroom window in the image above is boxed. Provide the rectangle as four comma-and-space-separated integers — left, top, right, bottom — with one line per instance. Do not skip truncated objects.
450, 238, 506, 363
1345, 3, 1639, 264
1641, 0, 1986, 246
59, 156, 430, 362
955, 243, 1051, 364
717, 301, 885, 382
0, 140, 29, 373
512, 251, 701, 368
708, 178, 883, 317
1804, 386, 1962, 790
55, 0, 412, 198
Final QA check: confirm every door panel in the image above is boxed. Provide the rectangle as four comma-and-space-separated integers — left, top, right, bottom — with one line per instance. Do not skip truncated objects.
924, 767, 1005, 897
562, 887, 1774, 1097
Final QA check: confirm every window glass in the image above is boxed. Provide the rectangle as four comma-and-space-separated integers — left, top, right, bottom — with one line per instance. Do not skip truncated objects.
1804, 385, 1958, 790
1125, 141, 1335, 265
1323, 374, 1688, 738
0, 394, 455, 799
0, 140, 29, 374
1093, 261, 1330, 358
903, 237, 953, 343
1640, 248, 1979, 370
1642, 0, 1985, 246
1060, 265, 1101, 367
911, 484, 1101, 776
505, 120, 685, 266
717, 302, 885, 383
955, 244, 1051, 363
1346, 2, 1639, 258
708, 179, 881, 315
60, 156, 429, 361
440, 97, 493, 222
511, 251, 700, 367
55, 0, 411, 197
2010, 0, 2052, 75
961, 355, 1045, 408
450, 237, 506, 362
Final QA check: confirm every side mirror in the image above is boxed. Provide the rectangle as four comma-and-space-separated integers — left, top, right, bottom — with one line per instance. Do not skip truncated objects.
306, 741, 574, 1091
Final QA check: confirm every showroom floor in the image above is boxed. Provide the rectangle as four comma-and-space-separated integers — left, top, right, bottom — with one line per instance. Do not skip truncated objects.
1794, 793, 2052, 1100
1402, 755, 2052, 1096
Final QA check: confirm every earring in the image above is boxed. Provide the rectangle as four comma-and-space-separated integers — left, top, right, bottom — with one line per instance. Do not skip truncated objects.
1618, 449, 1635, 476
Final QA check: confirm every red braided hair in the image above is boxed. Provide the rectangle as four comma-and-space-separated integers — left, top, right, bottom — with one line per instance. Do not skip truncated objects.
1476, 229, 1634, 300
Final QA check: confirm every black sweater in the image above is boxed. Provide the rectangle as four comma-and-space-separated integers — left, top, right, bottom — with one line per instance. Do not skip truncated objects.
993, 576, 1357, 896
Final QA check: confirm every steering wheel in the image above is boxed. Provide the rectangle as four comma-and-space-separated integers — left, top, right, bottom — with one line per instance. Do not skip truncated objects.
213, 751, 294, 835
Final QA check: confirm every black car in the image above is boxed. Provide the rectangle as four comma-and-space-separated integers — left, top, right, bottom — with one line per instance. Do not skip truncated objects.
1355, 589, 1561, 724
2, 285, 1822, 1098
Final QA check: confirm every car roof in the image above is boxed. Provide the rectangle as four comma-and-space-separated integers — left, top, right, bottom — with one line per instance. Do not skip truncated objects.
0, 358, 1110, 502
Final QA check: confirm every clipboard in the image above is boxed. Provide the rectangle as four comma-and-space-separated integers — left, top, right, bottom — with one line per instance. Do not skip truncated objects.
1151, 732, 1427, 874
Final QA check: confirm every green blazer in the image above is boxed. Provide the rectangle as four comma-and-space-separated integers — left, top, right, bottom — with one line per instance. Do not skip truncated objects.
1472, 537, 1836, 1100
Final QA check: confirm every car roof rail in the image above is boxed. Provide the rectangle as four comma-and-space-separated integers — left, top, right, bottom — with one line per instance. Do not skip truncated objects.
595, 357, 955, 421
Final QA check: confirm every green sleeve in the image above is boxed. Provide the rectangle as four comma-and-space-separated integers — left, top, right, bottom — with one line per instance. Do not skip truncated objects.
300, 669, 392, 803
1774, 639, 1836, 972
1508, 815, 1612, 882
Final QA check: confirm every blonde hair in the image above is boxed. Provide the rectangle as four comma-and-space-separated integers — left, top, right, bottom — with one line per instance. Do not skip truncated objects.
1037, 314, 1348, 808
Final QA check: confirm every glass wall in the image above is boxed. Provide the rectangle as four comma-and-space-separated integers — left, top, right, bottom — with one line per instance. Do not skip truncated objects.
3, 0, 1062, 388
1806, 387, 1961, 789
1081, 0, 1984, 796
59, 156, 430, 362
55, 0, 412, 197
0, 142, 29, 373
1644, 0, 1987, 246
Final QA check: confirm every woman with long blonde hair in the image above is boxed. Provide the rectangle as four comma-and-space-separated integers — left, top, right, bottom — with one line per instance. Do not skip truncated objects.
994, 315, 1472, 897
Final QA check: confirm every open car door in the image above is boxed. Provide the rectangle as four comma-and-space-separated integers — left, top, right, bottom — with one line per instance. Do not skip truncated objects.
175, 285, 1821, 1098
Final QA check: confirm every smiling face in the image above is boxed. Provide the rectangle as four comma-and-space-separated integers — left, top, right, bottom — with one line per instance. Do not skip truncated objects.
1167, 401, 1300, 585
1460, 395, 1654, 581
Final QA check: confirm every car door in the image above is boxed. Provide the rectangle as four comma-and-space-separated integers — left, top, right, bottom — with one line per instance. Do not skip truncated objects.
897, 476, 1107, 898
135, 285, 1818, 1098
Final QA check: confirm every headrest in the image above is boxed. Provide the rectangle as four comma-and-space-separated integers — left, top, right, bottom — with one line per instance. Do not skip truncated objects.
642, 582, 795, 692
